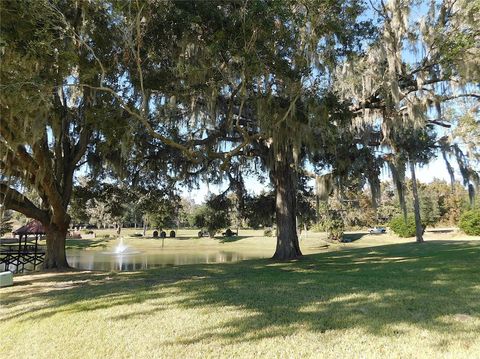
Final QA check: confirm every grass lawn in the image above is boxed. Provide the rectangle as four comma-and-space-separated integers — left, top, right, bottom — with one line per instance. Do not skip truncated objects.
1, 234, 479, 358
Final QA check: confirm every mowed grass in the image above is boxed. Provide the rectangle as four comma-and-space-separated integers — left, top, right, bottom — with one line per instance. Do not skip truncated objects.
1, 236, 479, 358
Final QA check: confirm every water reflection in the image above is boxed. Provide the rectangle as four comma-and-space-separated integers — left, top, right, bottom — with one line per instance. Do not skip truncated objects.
67, 249, 268, 271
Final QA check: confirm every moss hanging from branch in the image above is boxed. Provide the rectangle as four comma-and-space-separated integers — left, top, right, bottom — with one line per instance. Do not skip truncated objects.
438, 138, 456, 191
387, 159, 407, 221
452, 144, 480, 206
315, 174, 334, 202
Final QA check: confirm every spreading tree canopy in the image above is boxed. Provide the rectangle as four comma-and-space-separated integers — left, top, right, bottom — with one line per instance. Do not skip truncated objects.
0, 1, 123, 268
2, 0, 478, 267
87, 0, 373, 259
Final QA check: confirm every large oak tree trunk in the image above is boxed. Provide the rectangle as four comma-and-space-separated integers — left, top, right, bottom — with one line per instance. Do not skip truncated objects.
44, 221, 70, 269
409, 162, 424, 243
272, 145, 302, 260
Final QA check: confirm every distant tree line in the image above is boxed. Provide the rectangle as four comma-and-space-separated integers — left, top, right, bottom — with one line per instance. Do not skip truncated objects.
63, 176, 475, 237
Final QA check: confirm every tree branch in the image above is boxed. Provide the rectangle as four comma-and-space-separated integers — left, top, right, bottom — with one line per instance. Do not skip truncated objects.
0, 183, 49, 223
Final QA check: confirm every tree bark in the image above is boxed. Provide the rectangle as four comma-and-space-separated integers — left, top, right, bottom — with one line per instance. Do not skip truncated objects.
44, 221, 70, 269
409, 161, 424, 243
272, 145, 302, 260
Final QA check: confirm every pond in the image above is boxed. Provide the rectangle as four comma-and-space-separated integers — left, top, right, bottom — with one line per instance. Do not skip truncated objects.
66, 237, 272, 271
67, 249, 270, 271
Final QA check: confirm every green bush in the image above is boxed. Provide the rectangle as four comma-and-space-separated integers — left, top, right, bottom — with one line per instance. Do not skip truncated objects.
310, 223, 325, 233
389, 215, 419, 237
193, 195, 231, 237
263, 228, 274, 237
324, 211, 344, 242
459, 209, 480, 236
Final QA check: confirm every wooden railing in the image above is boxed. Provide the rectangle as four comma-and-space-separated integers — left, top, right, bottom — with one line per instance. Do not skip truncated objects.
0, 237, 45, 273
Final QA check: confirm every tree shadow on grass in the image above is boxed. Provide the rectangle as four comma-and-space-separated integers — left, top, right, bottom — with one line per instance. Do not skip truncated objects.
170, 236, 197, 240
65, 238, 110, 249
2, 240, 479, 344
342, 232, 369, 242
167, 241, 480, 346
217, 235, 252, 243
426, 229, 454, 234
172, 234, 254, 243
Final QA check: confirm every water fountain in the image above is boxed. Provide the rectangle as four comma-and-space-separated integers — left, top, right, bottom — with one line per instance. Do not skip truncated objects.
114, 237, 128, 254
111, 237, 139, 271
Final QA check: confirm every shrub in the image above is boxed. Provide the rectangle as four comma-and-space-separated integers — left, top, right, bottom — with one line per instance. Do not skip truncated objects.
224, 228, 235, 236
310, 223, 325, 233
104, 234, 110, 239
324, 210, 344, 242
459, 209, 480, 236
389, 215, 420, 237
131, 233, 143, 237
191, 194, 232, 237
263, 228, 274, 237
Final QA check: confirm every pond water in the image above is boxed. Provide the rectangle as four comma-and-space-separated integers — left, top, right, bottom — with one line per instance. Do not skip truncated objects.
67, 247, 270, 271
